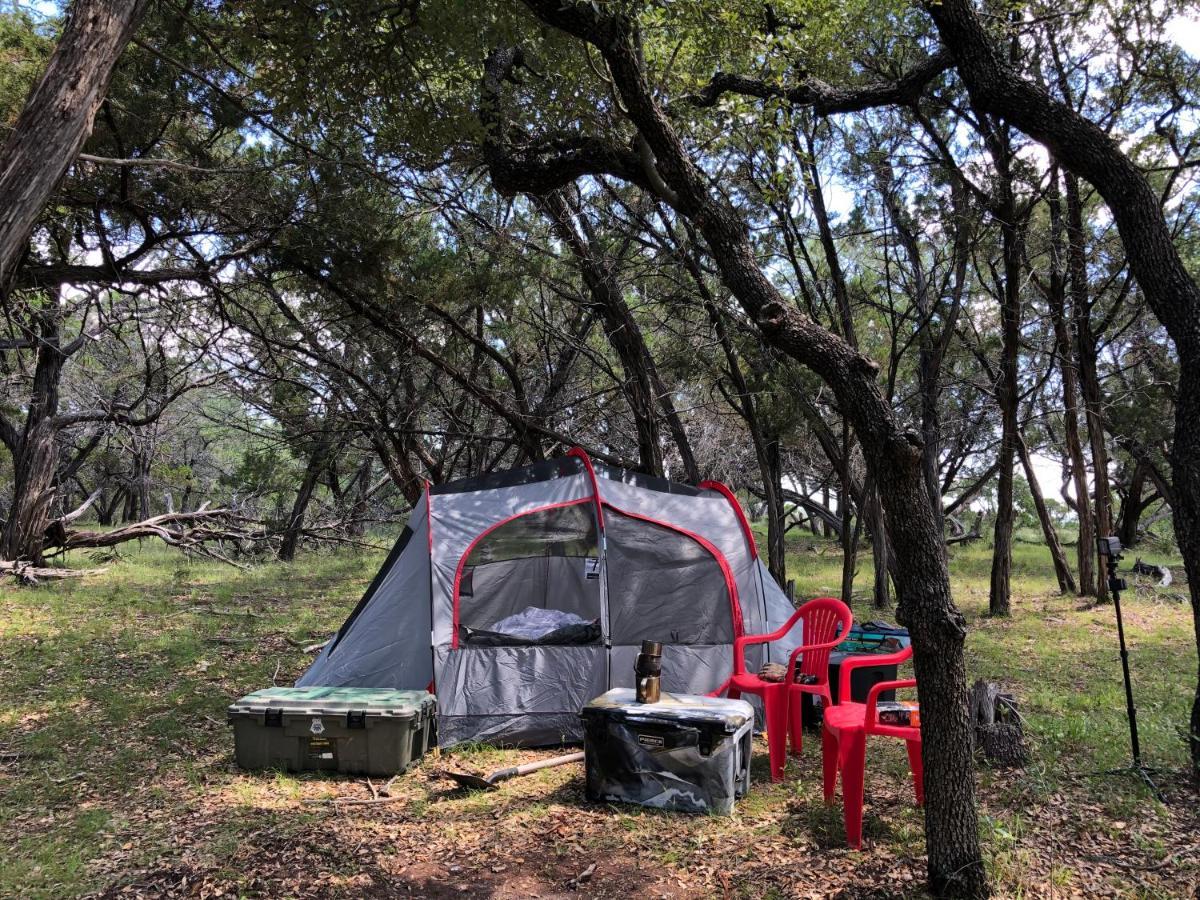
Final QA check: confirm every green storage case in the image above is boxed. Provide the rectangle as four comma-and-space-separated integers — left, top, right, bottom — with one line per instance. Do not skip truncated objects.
228, 687, 436, 776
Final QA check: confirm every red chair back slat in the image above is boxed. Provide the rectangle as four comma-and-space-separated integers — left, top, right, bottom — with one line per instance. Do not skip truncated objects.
795, 598, 851, 682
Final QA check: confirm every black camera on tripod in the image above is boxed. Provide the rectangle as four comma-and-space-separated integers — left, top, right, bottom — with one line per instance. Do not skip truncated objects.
1096, 537, 1128, 595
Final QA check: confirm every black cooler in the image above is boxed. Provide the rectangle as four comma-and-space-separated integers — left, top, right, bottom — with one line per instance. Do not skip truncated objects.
580, 689, 753, 815
800, 622, 911, 729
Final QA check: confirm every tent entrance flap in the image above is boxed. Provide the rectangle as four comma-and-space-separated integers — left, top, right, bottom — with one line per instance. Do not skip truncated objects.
602, 507, 738, 646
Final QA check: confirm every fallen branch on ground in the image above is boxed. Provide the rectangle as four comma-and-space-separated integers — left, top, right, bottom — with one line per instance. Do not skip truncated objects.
34, 505, 389, 569
285, 636, 329, 653
0, 560, 108, 584
301, 794, 407, 807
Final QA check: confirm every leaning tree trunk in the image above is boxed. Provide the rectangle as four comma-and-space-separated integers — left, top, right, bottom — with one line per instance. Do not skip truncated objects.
0, 0, 150, 296
1018, 434, 1076, 593
278, 434, 337, 562
3, 421, 61, 564
1067, 173, 1113, 603
483, 14, 988, 890
925, 0, 1200, 787
1, 316, 67, 563
702, 281, 787, 583
541, 193, 665, 477
1047, 168, 1097, 596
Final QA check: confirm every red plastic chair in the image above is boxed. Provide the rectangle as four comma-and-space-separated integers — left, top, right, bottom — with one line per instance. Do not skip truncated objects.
785, 598, 854, 757
821, 645, 922, 848
713, 597, 851, 782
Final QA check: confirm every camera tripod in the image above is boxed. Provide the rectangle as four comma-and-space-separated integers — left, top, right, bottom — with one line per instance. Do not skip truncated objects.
1092, 536, 1166, 802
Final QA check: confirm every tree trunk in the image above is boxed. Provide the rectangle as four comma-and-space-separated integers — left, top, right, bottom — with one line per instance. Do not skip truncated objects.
706, 299, 786, 583
1118, 460, 1149, 548
278, 434, 336, 562
871, 529, 891, 610
874, 160, 960, 532
1018, 434, 1076, 593
839, 427, 859, 606
541, 193, 665, 477
484, 16, 987, 889
135, 450, 152, 522
865, 486, 892, 611
1067, 175, 1113, 603
1, 315, 66, 563
981, 114, 1021, 618
1046, 168, 1096, 596
345, 458, 374, 538
0, 0, 150, 297
924, 0, 1200, 786
763, 431, 787, 580
96, 489, 114, 527
821, 484, 834, 538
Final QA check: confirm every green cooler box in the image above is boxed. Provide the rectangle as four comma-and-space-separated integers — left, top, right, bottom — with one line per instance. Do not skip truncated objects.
228, 687, 436, 776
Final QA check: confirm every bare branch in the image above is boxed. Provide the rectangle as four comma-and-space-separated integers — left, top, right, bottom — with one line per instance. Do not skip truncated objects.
685, 51, 952, 114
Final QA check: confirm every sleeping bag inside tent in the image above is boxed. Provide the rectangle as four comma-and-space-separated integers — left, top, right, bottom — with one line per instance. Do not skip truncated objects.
298, 449, 801, 747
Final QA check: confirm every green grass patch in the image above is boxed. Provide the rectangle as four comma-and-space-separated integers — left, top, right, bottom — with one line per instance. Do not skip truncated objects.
0, 537, 1195, 897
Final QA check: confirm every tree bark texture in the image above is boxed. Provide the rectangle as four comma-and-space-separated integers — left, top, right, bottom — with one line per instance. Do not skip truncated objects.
0, 0, 151, 297
986, 126, 1021, 618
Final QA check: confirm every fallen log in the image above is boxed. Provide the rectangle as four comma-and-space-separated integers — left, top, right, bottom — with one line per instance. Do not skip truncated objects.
3, 506, 390, 582
0, 560, 108, 584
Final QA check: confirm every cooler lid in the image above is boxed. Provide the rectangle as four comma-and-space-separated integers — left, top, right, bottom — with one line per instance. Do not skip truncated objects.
228, 686, 435, 718
581, 688, 753, 732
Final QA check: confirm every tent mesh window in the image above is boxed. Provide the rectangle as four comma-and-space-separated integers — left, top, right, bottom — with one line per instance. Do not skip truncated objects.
604, 509, 735, 646
457, 502, 602, 646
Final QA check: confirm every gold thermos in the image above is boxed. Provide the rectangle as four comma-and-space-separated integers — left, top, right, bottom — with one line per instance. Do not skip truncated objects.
634, 640, 663, 703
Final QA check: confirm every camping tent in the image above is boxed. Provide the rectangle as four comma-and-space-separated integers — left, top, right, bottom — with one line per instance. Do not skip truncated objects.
298, 449, 800, 746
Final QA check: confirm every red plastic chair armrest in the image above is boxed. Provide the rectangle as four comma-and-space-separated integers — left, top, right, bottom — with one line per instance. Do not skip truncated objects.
865, 678, 917, 733
838, 644, 913, 702
731, 607, 804, 675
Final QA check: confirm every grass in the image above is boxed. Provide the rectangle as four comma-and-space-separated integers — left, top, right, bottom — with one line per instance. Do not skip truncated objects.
0, 536, 1196, 898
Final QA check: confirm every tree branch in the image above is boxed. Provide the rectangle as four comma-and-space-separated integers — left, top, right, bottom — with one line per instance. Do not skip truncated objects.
686, 51, 952, 114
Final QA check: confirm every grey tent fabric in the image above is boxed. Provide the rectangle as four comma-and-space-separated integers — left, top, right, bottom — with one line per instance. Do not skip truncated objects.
297, 452, 801, 747
604, 509, 734, 646
298, 495, 433, 690
756, 558, 803, 664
